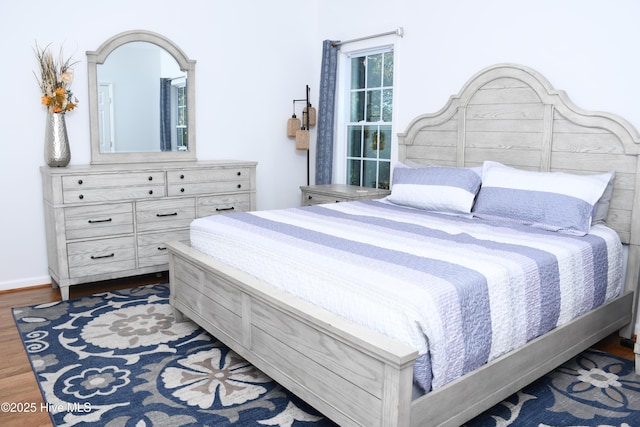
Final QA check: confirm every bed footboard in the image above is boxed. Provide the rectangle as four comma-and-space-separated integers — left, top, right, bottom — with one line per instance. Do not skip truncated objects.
167, 241, 419, 427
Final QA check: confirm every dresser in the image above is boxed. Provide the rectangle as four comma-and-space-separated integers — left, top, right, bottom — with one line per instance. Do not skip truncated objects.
41, 160, 257, 300
300, 184, 390, 206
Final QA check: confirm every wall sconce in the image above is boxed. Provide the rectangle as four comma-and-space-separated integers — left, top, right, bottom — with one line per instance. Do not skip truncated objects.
287, 85, 316, 185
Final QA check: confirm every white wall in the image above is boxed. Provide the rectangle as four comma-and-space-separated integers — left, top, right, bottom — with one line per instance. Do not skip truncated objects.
3, 0, 640, 291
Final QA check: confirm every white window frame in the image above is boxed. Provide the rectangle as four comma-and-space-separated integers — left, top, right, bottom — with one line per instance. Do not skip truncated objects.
173, 78, 187, 151
333, 44, 398, 187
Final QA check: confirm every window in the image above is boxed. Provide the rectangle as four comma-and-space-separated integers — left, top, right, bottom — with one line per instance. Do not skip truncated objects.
175, 83, 188, 151
344, 49, 394, 189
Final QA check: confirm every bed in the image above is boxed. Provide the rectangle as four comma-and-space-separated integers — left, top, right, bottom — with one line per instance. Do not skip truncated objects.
167, 63, 640, 427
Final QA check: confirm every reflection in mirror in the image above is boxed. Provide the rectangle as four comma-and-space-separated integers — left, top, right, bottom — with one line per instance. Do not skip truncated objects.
87, 30, 196, 164
98, 42, 187, 153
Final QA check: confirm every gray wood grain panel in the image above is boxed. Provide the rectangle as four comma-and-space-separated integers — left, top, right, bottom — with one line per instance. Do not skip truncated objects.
61, 171, 165, 190
136, 198, 196, 232
64, 203, 133, 239
67, 236, 136, 277
197, 194, 252, 216
137, 229, 189, 268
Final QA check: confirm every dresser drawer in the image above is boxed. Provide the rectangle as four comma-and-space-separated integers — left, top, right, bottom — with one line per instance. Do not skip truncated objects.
137, 229, 190, 268
67, 236, 135, 277
167, 168, 252, 196
197, 194, 252, 217
300, 185, 390, 206
167, 167, 252, 184
302, 193, 347, 205
64, 203, 134, 239
136, 198, 196, 232
62, 172, 166, 203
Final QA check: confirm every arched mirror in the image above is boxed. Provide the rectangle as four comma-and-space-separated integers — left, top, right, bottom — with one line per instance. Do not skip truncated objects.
87, 30, 196, 164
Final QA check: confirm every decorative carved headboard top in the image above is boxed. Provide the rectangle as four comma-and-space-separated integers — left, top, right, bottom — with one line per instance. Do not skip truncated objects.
398, 63, 640, 245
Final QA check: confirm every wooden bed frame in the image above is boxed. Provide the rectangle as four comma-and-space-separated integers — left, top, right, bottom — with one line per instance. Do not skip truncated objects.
167, 63, 640, 427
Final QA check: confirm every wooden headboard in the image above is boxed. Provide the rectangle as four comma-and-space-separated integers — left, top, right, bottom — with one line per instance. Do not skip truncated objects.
398, 63, 640, 246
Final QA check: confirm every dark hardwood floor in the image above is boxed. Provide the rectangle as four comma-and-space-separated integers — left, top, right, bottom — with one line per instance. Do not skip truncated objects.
0, 273, 634, 426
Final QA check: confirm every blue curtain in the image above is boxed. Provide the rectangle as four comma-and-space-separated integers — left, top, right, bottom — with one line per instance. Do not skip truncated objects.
315, 40, 340, 185
159, 78, 172, 151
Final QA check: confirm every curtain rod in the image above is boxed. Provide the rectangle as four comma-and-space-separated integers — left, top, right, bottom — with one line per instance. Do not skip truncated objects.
332, 27, 404, 47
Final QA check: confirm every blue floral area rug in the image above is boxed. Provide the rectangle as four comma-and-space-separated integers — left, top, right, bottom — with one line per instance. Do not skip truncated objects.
12, 283, 640, 426
466, 348, 640, 427
13, 284, 336, 426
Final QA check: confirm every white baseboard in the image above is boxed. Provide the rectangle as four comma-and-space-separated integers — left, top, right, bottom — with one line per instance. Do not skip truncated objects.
0, 276, 51, 292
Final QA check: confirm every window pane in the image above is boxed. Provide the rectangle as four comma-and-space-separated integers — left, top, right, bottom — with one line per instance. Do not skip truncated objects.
364, 126, 378, 159
351, 57, 366, 89
383, 52, 394, 87
379, 161, 391, 189
177, 128, 187, 148
382, 89, 393, 122
366, 54, 382, 88
347, 126, 362, 157
378, 126, 391, 159
347, 159, 361, 186
350, 91, 365, 122
366, 89, 381, 122
178, 108, 186, 126
362, 160, 378, 188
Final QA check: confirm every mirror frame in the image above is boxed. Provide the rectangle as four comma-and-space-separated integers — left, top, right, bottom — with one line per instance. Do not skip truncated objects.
87, 30, 197, 164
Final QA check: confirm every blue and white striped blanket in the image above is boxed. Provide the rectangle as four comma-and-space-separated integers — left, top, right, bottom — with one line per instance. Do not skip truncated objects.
190, 200, 623, 392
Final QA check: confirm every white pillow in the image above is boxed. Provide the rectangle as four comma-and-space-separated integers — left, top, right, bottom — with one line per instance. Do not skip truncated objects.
472, 161, 612, 235
591, 171, 615, 224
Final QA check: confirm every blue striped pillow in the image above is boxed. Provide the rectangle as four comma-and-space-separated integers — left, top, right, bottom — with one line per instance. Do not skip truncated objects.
388, 166, 482, 213
473, 161, 612, 235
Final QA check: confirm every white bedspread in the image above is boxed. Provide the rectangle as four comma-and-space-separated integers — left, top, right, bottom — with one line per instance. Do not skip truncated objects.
189, 200, 623, 391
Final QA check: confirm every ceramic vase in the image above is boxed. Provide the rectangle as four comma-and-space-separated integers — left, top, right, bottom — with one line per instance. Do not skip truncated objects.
45, 112, 71, 167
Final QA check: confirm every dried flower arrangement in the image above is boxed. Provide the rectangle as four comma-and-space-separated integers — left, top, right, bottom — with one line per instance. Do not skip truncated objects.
34, 43, 79, 113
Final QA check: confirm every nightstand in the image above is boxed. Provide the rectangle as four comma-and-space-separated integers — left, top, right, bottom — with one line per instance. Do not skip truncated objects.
300, 184, 390, 206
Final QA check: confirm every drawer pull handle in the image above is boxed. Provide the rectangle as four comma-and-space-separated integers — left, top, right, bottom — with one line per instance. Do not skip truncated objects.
88, 218, 112, 224
180, 188, 185, 193
157, 246, 167, 251
148, 176, 153, 181
307, 195, 312, 200
180, 174, 185, 179
149, 190, 153, 195
78, 179, 83, 185
237, 184, 242, 189
79, 194, 84, 200
91, 253, 115, 260
216, 207, 235, 212
237, 171, 242, 176
156, 212, 178, 217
